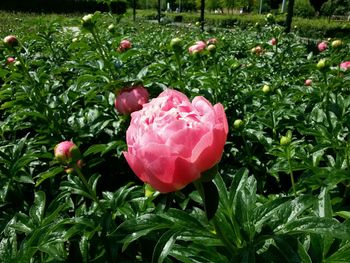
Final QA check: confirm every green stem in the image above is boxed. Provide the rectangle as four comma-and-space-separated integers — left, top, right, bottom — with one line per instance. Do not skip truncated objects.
90, 28, 116, 79
174, 52, 182, 81
286, 146, 296, 197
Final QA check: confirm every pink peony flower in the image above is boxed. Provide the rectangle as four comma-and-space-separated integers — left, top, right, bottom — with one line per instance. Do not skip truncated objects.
54, 141, 80, 164
118, 39, 132, 52
305, 79, 312, 86
115, 86, 149, 114
318, 41, 328, 52
188, 41, 206, 54
123, 89, 228, 193
340, 61, 350, 71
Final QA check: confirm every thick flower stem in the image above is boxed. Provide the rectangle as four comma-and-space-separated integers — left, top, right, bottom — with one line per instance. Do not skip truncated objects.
90, 28, 116, 79
286, 146, 296, 197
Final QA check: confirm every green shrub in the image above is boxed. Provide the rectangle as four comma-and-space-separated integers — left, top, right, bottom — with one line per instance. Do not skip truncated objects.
294, 0, 316, 18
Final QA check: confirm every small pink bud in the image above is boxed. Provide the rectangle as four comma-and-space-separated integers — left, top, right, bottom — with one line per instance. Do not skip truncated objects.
270, 38, 277, 45
305, 79, 312, 86
252, 45, 263, 55
317, 41, 328, 52
3, 35, 18, 47
54, 141, 80, 164
6, 57, 15, 64
118, 39, 132, 52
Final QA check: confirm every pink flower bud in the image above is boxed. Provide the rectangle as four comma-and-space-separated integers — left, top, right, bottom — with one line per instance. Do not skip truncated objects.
123, 89, 228, 193
270, 38, 277, 45
6, 57, 15, 64
114, 86, 149, 115
251, 45, 263, 55
118, 39, 132, 52
3, 35, 18, 47
54, 141, 80, 164
317, 41, 328, 52
305, 79, 312, 86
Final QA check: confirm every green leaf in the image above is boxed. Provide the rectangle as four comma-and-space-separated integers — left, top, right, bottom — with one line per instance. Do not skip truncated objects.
83, 144, 107, 157
35, 167, 64, 186
29, 191, 46, 224
324, 242, 350, 263
281, 217, 350, 240
152, 230, 179, 263
202, 180, 219, 220
318, 187, 332, 218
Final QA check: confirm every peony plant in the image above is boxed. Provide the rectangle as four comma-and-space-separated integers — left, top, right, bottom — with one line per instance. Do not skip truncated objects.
123, 89, 228, 193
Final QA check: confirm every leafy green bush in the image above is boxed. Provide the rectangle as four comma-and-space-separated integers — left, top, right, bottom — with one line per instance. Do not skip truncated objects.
294, 0, 316, 17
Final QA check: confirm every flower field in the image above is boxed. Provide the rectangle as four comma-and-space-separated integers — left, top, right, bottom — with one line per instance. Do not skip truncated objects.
1, 12, 350, 262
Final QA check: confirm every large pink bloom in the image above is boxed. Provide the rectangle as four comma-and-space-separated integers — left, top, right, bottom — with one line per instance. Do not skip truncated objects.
188, 41, 207, 54
123, 89, 228, 193
115, 86, 149, 115
340, 61, 350, 71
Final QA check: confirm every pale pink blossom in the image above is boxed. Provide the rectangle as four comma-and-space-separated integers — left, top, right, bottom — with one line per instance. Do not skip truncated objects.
340, 61, 350, 71
188, 41, 206, 54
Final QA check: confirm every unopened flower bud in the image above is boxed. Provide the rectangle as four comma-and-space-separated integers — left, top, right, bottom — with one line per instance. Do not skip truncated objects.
233, 119, 244, 129
317, 58, 326, 70
54, 141, 81, 164
81, 14, 94, 29
108, 24, 115, 32
4, 35, 18, 48
207, 44, 216, 53
305, 79, 312, 86
331, 40, 342, 48
262, 85, 270, 94
280, 136, 291, 146
170, 37, 181, 48
6, 57, 15, 64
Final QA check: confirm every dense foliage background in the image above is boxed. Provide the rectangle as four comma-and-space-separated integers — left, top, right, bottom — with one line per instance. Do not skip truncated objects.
0, 10, 349, 262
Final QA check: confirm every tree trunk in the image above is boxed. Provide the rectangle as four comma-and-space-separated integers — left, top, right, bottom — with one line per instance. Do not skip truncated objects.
200, 0, 205, 31
158, 0, 161, 23
285, 0, 295, 33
